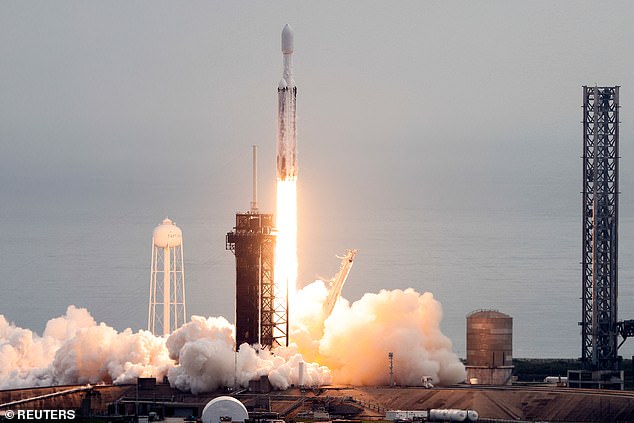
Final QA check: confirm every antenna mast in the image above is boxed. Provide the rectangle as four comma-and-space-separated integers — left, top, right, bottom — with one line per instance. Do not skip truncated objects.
250, 145, 258, 213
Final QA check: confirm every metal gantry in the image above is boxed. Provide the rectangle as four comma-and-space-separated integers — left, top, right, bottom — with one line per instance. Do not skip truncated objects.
580, 86, 620, 371
227, 213, 287, 348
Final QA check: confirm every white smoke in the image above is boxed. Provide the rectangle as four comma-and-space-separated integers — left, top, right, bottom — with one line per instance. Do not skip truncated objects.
0, 307, 329, 393
292, 281, 466, 386
0, 284, 464, 392
0, 306, 171, 389
0, 315, 56, 388
165, 316, 330, 394
51, 322, 171, 385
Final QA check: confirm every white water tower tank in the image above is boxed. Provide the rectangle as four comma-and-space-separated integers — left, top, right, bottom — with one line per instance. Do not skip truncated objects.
153, 218, 183, 248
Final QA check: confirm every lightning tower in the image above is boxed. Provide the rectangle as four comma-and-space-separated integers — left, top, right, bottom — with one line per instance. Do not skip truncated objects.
148, 218, 186, 336
569, 86, 624, 389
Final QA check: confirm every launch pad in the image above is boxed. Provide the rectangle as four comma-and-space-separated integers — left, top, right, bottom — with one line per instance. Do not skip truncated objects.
4, 382, 634, 422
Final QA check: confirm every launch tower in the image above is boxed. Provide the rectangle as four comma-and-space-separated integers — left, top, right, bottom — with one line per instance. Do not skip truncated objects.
570, 86, 624, 389
226, 146, 288, 348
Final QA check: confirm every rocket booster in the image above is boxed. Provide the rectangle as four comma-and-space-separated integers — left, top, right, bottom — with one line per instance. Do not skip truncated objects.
277, 24, 297, 181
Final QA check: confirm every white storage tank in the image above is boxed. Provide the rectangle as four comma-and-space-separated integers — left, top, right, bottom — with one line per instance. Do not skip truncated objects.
429, 409, 478, 422
298, 361, 305, 387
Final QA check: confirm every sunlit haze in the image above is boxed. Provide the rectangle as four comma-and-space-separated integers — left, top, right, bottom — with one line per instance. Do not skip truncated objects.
2, 1, 634, 364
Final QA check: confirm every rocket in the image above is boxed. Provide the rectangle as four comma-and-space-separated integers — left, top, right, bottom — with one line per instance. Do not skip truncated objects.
277, 24, 297, 181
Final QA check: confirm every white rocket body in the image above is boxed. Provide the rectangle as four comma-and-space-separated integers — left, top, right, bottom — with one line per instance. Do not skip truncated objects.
277, 24, 297, 181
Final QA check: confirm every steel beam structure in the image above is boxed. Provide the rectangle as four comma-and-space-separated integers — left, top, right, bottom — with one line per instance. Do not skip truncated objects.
580, 86, 620, 371
227, 213, 287, 348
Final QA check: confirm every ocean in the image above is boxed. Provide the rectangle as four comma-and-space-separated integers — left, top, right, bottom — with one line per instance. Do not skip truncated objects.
2, 172, 634, 361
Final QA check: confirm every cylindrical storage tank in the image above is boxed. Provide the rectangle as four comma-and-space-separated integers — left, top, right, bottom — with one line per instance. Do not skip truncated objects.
201, 396, 248, 423
466, 310, 512, 367
429, 409, 467, 422
298, 361, 305, 386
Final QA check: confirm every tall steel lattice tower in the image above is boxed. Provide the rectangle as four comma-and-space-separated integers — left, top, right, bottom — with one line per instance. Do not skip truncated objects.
580, 86, 620, 371
226, 146, 288, 348
148, 218, 186, 336
226, 212, 278, 347
568, 86, 625, 389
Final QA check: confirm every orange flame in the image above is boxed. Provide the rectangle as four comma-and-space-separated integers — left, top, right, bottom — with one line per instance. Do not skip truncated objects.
275, 178, 298, 332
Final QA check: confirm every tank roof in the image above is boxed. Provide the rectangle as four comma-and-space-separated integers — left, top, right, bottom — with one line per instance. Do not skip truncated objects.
466, 309, 511, 319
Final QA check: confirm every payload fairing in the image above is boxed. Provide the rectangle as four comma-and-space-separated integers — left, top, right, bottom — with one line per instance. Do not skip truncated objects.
277, 24, 297, 181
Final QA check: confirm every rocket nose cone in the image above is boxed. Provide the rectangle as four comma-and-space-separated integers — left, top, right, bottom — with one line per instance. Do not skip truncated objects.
282, 24, 294, 54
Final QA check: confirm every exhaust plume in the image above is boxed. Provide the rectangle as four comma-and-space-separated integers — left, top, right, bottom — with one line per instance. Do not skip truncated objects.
291, 281, 466, 385
0, 306, 329, 392
0, 283, 464, 391
165, 316, 330, 393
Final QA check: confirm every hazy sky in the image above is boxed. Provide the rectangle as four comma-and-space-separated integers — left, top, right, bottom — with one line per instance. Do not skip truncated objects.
2, 1, 634, 357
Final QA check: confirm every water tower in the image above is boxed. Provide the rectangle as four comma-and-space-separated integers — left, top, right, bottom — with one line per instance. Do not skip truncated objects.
148, 218, 186, 336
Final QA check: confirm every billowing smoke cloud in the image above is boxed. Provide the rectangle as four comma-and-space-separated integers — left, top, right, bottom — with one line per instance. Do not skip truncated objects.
165, 316, 330, 393
0, 307, 329, 393
51, 320, 171, 385
0, 306, 170, 389
292, 281, 466, 386
0, 284, 464, 392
